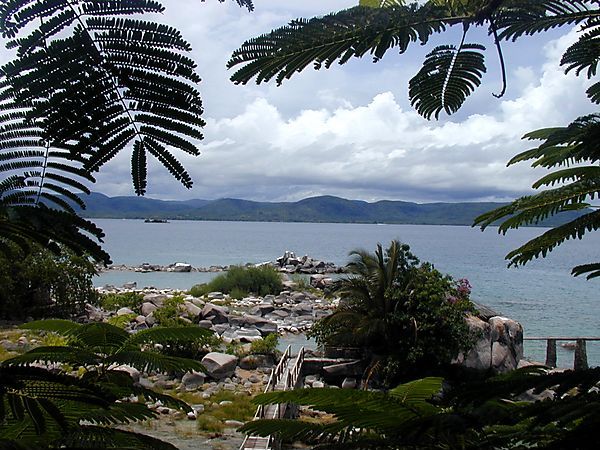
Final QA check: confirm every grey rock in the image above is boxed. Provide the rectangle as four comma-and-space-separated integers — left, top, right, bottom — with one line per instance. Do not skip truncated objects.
201, 352, 237, 380
0, 340, 19, 352
143, 293, 168, 307
184, 301, 202, 317
172, 262, 192, 272
182, 371, 206, 390
312, 381, 325, 388
239, 354, 276, 370
116, 307, 135, 316
224, 420, 244, 428
342, 378, 357, 389
201, 303, 229, 324
145, 312, 156, 327
141, 302, 158, 316
121, 282, 137, 289
114, 365, 140, 383
197, 320, 213, 329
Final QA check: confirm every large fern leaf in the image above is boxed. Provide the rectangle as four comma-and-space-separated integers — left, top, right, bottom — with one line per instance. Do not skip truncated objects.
0, 0, 205, 195
409, 42, 486, 119
228, 3, 451, 86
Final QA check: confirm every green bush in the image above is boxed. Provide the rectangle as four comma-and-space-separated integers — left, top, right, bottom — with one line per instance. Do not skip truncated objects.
107, 313, 137, 328
153, 296, 189, 327
0, 244, 98, 319
190, 265, 283, 298
309, 241, 475, 385
250, 334, 279, 355
99, 291, 144, 312
189, 283, 209, 297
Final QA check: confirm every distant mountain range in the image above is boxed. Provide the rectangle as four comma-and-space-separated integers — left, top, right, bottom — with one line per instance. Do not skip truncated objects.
77, 192, 584, 227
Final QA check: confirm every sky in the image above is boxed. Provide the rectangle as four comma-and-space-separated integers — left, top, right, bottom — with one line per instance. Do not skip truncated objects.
34, 1, 600, 203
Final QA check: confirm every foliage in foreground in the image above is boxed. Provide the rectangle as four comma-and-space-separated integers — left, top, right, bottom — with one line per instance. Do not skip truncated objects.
229, 0, 600, 278
242, 367, 600, 449
0, 319, 218, 448
0, 244, 98, 319
309, 240, 474, 384
190, 265, 283, 298
0, 365, 178, 449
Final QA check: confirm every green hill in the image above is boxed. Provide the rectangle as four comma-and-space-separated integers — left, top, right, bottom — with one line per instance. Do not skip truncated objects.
77, 193, 585, 227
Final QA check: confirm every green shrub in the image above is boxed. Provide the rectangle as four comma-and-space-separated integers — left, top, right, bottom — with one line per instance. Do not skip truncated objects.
0, 244, 98, 319
153, 296, 189, 327
250, 334, 278, 355
107, 313, 137, 328
188, 283, 210, 297
198, 265, 283, 298
309, 241, 475, 385
100, 291, 144, 312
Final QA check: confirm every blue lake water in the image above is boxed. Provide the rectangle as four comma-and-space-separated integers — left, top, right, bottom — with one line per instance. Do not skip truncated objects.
93, 219, 600, 367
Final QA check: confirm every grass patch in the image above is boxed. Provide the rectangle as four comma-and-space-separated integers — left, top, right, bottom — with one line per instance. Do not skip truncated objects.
169, 388, 256, 434
189, 265, 283, 299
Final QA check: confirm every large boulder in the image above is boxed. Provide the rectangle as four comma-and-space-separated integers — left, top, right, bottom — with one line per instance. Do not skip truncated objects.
143, 293, 168, 307
229, 315, 277, 336
239, 354, 276, 370
201, 303, 229, 324
181, 371, 206, 390
141, 302, 158, 316
184, 301, 202, 318
201, 352, 237, 380
171, 262, 192, 272
457, 315, 523, 373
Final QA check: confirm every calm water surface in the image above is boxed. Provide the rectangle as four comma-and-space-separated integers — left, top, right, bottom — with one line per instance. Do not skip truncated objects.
93, 219, 600, 367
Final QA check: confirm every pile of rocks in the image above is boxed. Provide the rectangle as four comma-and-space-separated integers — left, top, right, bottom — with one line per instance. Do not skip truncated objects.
94, 285, 336, 339
273, 251, 343, 274
100, 263, 228, 273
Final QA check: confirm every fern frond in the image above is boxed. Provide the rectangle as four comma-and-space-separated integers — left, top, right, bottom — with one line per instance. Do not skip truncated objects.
19, 319, 81, 335
123, 326, 213, 347
108, 350, 205, 374
409, 42, 486, 119
3, 346, 100, 367
228, 3, 451, 85
494, 0, 598, 42
506, 209, 600, 266
571, 262, 600, 278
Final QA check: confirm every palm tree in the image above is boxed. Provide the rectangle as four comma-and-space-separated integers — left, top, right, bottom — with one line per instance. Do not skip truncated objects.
313, 240, 419, 351
227, 0, 600, 279
310, 241, 473, 384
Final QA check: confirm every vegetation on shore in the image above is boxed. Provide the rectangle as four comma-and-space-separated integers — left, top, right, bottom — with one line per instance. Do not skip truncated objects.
189, 265, 283, 299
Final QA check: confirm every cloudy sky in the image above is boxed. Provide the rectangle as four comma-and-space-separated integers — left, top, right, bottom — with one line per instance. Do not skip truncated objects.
91, 1, 596, 202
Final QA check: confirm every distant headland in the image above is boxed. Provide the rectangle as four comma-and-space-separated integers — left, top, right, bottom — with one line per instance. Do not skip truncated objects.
79, 192, 585, 227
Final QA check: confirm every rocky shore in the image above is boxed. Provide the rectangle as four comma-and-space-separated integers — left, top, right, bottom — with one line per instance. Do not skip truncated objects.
98, 251, 345, 275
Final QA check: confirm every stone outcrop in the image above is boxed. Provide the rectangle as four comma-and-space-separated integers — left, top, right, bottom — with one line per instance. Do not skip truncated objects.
201, 352, 238, 380
455, 315, 523, 373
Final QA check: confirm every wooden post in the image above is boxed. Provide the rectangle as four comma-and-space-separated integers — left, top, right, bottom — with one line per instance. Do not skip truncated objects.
545, 339, 557, 368
574, 339, 588, 370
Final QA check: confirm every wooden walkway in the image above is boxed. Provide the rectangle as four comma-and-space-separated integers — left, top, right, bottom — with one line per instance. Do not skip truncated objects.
239, 345, 305, 450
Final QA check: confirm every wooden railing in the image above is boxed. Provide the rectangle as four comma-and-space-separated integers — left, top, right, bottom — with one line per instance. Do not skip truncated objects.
286, 346, 305, 390
524, 337, 600, 370
240, 345, 300, 450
